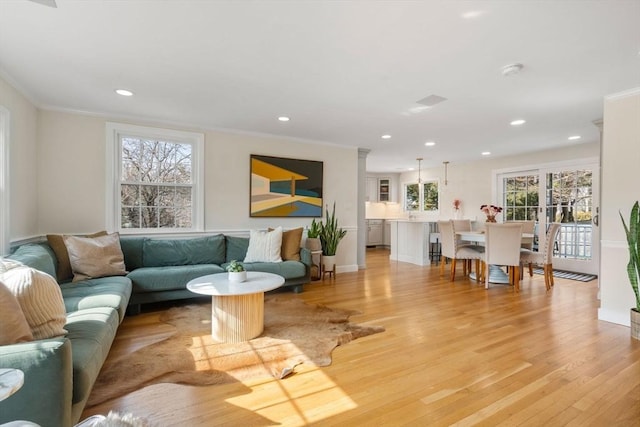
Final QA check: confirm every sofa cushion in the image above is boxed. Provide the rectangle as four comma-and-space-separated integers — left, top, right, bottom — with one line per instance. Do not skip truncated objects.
65, 307, 119, 404
64, 233, 127, 282
119, 236, 145, 271
226, 261, 306, 280
143, 235, 226, 267
59, 276, 132, 323
0, 280, 33, 344
0, 261, 68, 340
225, 236, 249, 262
127, 264, 225, 293
47, 231, 107, 282
7, 243, 57, 279
244, 227, 282, 263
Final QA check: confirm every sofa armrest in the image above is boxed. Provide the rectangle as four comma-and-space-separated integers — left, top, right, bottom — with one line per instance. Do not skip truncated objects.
300, 247, 312, 267
0, 338, 73, 427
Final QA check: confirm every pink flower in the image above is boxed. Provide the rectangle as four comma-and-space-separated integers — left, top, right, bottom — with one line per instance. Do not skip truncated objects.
480, 204, 503, 217
453, 199, 461, 210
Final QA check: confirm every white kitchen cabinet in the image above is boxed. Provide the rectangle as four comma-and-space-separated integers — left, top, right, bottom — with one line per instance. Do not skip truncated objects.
366, 176, 395, 202
367, 219, 384, 246
366, 177, 378, 202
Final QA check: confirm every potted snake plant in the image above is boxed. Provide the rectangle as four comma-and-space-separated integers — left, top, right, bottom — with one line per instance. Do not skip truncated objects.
319, 202, 347, 274
305, 218, 322, 252
620, 201, 640, 340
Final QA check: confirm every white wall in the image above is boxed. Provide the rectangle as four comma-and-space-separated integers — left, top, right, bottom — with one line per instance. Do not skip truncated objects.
0, 75, 39, 243
599, 89, 640, 326
35, 110, 359, 270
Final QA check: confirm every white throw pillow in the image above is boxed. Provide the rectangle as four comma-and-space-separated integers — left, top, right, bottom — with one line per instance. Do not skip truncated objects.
244, 227, 283, 263
0, 280, 33, 345
0, 259, 67, 340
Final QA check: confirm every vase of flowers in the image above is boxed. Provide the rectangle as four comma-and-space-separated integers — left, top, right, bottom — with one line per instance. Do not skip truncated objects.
453, 199, 462, 219
480, 204, 503, 223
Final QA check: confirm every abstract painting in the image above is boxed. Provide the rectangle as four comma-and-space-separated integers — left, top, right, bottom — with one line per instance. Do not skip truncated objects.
250, 155, 323, 217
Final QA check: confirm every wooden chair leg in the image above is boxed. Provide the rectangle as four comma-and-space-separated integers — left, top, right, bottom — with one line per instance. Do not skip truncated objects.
528, 263, 533, 277
450, 259, 457, 281
548, 264, 555, 287
543, 265, 551, 290
514, 266, 520, 292
440, 257, 446, 276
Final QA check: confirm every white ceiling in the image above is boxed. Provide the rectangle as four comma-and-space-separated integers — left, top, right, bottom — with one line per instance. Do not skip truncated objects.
1, 0, 639, 172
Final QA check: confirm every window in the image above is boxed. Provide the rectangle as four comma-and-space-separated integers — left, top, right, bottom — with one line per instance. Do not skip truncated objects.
106, 123, 204, 233
0, 106, 9, 254
404, 180, 439, 213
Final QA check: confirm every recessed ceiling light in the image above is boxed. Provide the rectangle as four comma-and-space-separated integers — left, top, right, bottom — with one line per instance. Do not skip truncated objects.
568, 135, 581, 141
115, 89, 133, 97
278, 116, 290, 122
510, 119, 526, 126
425, 141, 436, 147
481, 151, 491, 156
408, 167, 415, 171
461, 10, 485, 19
501, 63, 524, 77
381, 134, 392, 140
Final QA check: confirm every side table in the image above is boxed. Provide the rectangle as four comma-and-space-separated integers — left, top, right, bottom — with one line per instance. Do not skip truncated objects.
310, 250, 322, 281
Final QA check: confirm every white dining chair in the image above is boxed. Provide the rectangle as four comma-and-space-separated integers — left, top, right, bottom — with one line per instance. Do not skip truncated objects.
520, 222, 561, 290
438, 220, 485, 281
484, 223, 524, 291
511, 220, 535, 250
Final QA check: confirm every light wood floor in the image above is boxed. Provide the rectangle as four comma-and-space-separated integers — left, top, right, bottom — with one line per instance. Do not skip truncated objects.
82, 249, 640, 426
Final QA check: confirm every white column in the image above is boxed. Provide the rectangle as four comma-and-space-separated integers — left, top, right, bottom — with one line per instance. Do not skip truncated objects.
357, 148, 370, 269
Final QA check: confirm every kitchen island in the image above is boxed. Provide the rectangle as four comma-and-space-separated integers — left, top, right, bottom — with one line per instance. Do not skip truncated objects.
388, 219, 439, 266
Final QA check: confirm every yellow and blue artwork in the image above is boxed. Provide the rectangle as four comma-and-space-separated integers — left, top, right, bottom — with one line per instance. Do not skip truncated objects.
250, 155, 323, 217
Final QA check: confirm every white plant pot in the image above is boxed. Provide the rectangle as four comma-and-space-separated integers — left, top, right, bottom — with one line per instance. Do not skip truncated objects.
322, 255, 336, 273
228, 271, 247, 283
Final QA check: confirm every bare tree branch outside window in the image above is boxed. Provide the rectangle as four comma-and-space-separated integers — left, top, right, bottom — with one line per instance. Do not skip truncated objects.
120, 137, 193, 229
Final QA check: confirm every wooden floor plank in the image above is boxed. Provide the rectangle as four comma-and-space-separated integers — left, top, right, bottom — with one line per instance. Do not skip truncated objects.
82, 248, 640, 425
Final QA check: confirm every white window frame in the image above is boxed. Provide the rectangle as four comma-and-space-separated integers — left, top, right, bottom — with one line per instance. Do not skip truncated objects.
0, 106, 9, 254
403, 179, 440, 213
106, 122, 205, 233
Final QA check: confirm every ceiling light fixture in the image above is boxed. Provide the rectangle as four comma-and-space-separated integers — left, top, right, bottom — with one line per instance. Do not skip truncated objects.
425, 141, 436, 147
510, 119, 526, 126
381, 134, 392, 140
115, 89, 133, 97
278, 116, 290, 122
568, 135, 581, 141
482, 151, 491, 156
501, 63, 524, 77
443, 161, 449, 186
417, 158, 423, 183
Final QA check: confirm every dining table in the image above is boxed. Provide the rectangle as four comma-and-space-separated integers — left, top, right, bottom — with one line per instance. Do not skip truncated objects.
456, 230, 535, 284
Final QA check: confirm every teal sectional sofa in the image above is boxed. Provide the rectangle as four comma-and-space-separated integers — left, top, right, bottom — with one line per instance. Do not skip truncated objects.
0, 233, 310, 426
0, 243, 131, 427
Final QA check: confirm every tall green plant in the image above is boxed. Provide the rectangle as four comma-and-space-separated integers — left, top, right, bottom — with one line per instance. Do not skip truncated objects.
620, 201, 640, 311
319, 202, 347, 256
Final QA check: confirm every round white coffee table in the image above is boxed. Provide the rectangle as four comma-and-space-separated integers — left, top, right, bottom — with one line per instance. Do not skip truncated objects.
187, 272, 284, 343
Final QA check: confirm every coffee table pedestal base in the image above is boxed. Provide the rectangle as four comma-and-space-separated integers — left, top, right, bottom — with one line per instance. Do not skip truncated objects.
211, 292, 264, 343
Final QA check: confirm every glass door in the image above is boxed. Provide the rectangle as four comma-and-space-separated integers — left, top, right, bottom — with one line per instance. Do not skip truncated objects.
498, 162, 599, 275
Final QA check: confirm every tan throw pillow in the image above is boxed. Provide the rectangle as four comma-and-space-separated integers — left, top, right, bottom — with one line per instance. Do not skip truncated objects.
244, 227, 283, 263
0, 280, 34, 345
63, 232, 127, 282
0, 261, 67, 340
270, 227, 303, 261
47, 231, 108, 282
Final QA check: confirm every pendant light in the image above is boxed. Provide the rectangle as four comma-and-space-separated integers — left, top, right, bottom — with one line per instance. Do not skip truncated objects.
416, 157, 423, 183
443, 161, 449, 185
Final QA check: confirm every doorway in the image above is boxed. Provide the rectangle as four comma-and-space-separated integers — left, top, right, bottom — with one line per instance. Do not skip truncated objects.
497, 160, 599, 275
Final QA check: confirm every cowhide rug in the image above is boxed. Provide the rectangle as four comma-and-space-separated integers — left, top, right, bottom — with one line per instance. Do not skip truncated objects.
87, 297, 384, 407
